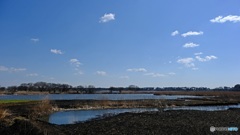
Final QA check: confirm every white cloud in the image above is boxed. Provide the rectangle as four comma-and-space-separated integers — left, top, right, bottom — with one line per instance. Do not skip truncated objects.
177, 58, 195, 67
99, 13, 115, 23
30, 38, 39, 43
181, 31, 203, 37
27, 73, 38, 77
70, 59, 82, 67
0, 66, 8, 71
192, 67, 199, 70
194, 52, 203, 55
168, 72, 176, 75
171, 30, 179, 36
50, 49, 63, 54
210, 15, 240, 23
195, 55, 217, 62
96, 71, 107, 76
127, 68, 147, 72
120, 76, 129, 79
144, 73, 165, 77
0, 66, 26, 72
70, 59, 83, 75
74, 70, 84, 75
183, 42, 199, 48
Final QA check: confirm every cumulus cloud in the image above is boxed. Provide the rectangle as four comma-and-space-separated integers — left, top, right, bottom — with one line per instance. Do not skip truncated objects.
144, 73, 165, 77
183, 42, 199, 48
194, 52, 203, 55
30, 38, 39, 43
210, 15, 240, 23
0, 66, 26, 72
96, 71, 107, 76
181, 31, 203, 37
177, 58, 195, 68
127, 68, 147, 72
27, 73, 38, 77
50, 49, 63, 54
70, 59, 82, 67
195, 55, 217, 62
171, 30, 179, 36
99, 13, 115, 23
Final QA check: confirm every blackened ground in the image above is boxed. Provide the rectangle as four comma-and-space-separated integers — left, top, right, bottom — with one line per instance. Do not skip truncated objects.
62, 109, 240, 135
0, 97, 240, 135
1, 109, 239, 135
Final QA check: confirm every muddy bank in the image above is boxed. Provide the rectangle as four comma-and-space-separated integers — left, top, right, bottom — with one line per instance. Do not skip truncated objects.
0, 97, 240, 135
1, 109, 239, 135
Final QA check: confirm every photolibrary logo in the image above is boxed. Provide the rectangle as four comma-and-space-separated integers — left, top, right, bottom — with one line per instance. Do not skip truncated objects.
210, 126, 238, 132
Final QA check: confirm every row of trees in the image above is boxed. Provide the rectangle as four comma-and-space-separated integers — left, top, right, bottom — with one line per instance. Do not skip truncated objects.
0, 82, 96, 94
0, 82, 240, 94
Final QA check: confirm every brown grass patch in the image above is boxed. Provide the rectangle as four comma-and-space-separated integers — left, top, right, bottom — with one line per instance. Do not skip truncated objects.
30, 97, 53, 119
0, 107, 11, 119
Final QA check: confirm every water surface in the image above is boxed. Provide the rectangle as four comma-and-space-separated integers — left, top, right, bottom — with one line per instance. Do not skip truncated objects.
49, 108, 158, 125
49, 104, 240, 125
164, 104, 240, 111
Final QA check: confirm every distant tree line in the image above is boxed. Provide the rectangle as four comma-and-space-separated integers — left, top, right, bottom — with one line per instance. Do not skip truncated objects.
0, 82, 240, 94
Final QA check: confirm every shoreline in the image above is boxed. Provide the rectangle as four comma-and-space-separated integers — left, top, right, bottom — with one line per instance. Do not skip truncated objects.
1, 92, 240, 134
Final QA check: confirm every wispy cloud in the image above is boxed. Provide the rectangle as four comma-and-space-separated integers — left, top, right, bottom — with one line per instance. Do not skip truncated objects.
74, 70, 84, 75
181, 31, 203, 37
171, 30, 179, 36
50, 49, 63, 54
183, 42, 199, 48
0, 66, 8, 71
27, 73, 38, 77
195, 55, 217, 62
168, 72, 176, 75
144, 73, 165, 77
96, 71, 107, 76
127, 68, 147, 72
99, 13, 115, 23
70, 59, 82, 67
30, 38, 39, 43
0, 66, 26, 72
120, 76, 129, 79
177, 58, 195, 68
70, 59, 83, 75
194, 52, 203, 55
192, 67, 199, 70
210, 15, 240, 23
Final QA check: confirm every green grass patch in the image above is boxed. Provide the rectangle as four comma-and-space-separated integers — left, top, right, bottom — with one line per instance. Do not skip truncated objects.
0, 100, 34, 104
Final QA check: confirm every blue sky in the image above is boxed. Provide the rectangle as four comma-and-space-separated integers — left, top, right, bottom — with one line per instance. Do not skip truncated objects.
0, 0, 240, 88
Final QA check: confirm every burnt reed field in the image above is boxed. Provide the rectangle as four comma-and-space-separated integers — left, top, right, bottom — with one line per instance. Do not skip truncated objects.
0, 91, 240, 135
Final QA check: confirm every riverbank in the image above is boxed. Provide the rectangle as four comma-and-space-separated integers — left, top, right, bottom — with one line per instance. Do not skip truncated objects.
1, 109, 239, 135
0, 92, 240, 134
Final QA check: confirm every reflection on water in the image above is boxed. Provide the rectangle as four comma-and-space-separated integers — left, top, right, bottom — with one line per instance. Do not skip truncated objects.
0, 94, 205, 100
49, 108, 158, 125
164, 104, 240, 111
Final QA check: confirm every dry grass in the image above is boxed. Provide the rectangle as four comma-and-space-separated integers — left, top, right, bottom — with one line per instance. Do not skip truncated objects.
0, 107, 11, 119
30, 97, 53, 119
